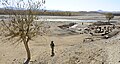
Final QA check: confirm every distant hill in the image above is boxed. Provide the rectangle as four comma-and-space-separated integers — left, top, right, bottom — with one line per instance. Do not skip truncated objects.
0, 7, 120, 16
1, 7, 25, 10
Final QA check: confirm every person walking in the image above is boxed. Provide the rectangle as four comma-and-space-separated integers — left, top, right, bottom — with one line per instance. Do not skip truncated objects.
50, 41, 55, 57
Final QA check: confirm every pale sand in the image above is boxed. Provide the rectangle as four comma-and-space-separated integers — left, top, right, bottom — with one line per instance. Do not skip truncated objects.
0, 21, 120, 64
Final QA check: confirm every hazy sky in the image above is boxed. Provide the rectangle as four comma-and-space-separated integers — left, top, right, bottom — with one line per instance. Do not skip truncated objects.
45, 0, 120, 11
0, 0, 120, 11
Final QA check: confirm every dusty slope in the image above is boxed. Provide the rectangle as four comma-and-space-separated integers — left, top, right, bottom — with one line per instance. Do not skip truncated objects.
0, 21, 120, 64
0, 33, 120, 64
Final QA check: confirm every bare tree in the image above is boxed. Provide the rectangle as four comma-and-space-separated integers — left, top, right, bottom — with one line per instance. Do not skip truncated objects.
105, 13, 114, 22
0, 0, 47, 64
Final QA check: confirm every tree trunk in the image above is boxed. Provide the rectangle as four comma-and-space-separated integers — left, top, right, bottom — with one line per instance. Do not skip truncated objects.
23, 39, 31, 64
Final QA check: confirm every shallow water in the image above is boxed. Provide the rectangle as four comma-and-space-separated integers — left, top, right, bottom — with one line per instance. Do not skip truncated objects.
0, 15, 119, 22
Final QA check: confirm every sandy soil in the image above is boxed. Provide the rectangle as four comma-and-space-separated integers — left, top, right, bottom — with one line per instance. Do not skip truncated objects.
0, 21, 120, 64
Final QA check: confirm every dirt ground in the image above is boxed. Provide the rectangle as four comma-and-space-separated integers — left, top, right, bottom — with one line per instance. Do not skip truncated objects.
0, 21, 120, 64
